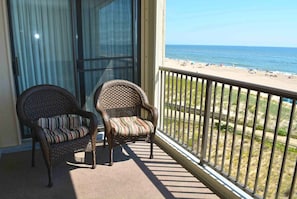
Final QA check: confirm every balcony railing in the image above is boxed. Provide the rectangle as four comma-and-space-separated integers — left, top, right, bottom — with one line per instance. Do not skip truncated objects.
158, 66, 297, 199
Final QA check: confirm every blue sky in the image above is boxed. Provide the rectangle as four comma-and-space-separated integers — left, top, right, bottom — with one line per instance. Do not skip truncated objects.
166, 0, 297, 47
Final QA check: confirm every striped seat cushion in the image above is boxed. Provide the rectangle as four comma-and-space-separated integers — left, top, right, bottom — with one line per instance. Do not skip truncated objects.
37, 114, 89, 144
110, 116, 154, 137
42, 127, 89, 144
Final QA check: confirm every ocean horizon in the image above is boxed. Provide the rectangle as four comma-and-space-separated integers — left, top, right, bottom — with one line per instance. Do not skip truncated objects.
165, 45, 297, 75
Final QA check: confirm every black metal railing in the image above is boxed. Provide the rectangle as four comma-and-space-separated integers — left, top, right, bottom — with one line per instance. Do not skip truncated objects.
158, 66, 297, 199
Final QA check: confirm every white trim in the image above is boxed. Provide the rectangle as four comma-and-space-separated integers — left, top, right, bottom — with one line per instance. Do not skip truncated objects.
141, 0, 166, 107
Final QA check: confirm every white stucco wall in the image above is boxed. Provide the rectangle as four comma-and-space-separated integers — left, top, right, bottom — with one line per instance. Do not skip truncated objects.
0, 0, 21, 147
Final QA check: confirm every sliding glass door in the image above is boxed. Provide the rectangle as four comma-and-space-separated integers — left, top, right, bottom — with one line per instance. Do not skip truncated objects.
8, 0, 140, 138
78, 0, 139, 110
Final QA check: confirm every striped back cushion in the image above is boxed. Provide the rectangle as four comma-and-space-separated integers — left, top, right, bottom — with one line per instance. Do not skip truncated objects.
37, 114, 88, 144
37, 114, 82, 130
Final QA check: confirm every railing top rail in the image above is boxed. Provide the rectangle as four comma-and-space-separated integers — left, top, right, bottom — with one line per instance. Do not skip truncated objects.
160, 66, 297, 99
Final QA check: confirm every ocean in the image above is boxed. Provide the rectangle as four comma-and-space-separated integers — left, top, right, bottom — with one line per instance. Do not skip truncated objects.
165, 45, 297, 75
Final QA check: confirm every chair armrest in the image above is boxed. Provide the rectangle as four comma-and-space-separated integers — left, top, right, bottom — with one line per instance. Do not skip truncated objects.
75, 109, 98, 136
96, 107, 112, 134
142, 103, 158, 127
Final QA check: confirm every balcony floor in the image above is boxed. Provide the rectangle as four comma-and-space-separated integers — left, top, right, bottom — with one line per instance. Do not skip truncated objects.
0, 140, 220, 199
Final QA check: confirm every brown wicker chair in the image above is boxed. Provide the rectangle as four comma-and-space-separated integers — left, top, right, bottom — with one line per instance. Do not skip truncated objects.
16, 84, 98, 187
94, 79, 158, 165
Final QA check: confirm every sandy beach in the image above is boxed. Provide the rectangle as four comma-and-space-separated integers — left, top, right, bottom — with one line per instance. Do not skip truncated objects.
164, 58, 297, 93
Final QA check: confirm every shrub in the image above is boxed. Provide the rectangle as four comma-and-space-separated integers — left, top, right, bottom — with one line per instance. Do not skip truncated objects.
278, 128, 287, 136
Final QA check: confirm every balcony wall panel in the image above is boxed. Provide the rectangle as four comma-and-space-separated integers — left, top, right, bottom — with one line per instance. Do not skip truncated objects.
0, 0, 20, 147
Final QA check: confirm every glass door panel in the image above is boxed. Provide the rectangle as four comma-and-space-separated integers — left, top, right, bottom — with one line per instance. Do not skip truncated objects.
78, 0, 139, 111
9, 0, 76, 95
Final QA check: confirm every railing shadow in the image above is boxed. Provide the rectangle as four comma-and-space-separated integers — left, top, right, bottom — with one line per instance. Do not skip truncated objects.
122, 142, 219, 199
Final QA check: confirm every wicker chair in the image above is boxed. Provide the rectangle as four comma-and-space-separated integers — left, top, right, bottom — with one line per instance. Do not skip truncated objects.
16, 84, 98, 187
94, 79, 158, 165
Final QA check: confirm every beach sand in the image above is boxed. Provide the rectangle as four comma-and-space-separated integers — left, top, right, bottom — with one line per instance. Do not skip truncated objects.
164, 58, 297, 93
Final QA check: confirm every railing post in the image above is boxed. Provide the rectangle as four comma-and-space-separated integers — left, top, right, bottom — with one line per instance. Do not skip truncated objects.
200, 79, 212, 164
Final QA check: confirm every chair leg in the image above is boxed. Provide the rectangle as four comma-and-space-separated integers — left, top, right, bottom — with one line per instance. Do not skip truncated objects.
38, 138, 53, 187
149, 133, 154, 159
32, 138, 36, 167
109, 147, 113, 166
103, 133, 106, 148
92, 150, 96, 169
150, 141, 153, 159
47, 165, 53, 187
107, 134, 114, 166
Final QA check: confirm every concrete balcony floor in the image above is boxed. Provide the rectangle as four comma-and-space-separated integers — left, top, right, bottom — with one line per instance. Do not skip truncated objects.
0, 140, 220, 199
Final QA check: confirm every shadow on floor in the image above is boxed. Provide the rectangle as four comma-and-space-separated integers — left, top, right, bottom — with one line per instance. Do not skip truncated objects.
0, 141, 219, 199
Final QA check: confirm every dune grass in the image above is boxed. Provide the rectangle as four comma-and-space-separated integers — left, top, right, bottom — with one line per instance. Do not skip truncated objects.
161, 75, 297, 198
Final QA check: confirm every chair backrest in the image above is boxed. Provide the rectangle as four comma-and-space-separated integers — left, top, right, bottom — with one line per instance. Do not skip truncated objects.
16, 84, 80, 126
94, 80, 149, 118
